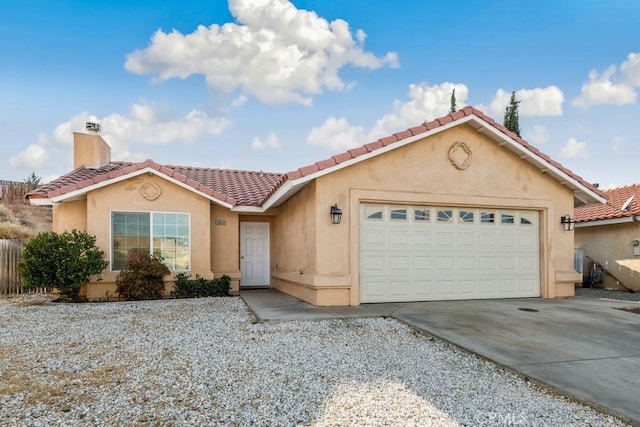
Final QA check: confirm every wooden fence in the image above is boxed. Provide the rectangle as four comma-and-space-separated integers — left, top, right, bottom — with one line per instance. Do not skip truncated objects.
0, 239, 50, 295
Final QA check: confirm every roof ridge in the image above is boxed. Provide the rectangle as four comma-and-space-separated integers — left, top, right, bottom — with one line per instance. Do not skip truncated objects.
166, 164, 284, 176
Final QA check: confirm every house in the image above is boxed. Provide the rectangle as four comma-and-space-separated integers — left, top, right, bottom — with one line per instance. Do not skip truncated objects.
27, 107, 605, 305
575, 184, 640, 292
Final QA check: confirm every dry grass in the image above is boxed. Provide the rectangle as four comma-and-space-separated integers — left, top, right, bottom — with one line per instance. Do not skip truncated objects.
0, 222, 31, 239
0, 203, 51, 237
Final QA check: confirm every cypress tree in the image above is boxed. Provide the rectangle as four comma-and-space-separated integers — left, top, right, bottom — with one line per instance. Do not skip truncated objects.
449, 89, 457, 114
503, 91, 521, 137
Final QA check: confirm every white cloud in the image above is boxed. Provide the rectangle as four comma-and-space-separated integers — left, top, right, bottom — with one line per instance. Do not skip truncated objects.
307, 82, 468, 152
251, 133, 280, 150
490, 86, 564, 117
620, 52, 640, 87
124, 0, 398, 106
572, 64, 637, 108
11, 102, 230, 173
524, 124, 549, 145
9, 144, 49, 169
560, 137, 588, 158
307, 116, 367, 150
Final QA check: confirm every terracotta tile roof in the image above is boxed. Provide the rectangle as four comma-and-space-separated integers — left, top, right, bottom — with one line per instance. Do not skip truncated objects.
28, 161, 285, 207
575, 184, 640, 222
28, 106, 603, 208
283, 107, 605, 201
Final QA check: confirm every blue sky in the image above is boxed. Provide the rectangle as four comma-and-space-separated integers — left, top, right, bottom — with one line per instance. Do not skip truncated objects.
1, 0, 639, 190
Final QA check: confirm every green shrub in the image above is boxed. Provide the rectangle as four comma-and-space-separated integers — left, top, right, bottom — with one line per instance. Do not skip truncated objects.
171, 273, 231, 298
116, 252, 170, 301
19, 230, 108, 300
0, 222, 31, 239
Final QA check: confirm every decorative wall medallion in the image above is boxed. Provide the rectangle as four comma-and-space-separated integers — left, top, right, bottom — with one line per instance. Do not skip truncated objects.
448, 141, 472, 170
140, 182, 162, 201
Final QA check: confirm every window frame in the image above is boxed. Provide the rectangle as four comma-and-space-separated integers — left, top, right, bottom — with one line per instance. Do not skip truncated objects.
110, 210, 191, 272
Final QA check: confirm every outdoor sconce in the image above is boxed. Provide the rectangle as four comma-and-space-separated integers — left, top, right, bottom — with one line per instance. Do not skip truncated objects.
560, 214, 576, 231
330, 204, 343, 225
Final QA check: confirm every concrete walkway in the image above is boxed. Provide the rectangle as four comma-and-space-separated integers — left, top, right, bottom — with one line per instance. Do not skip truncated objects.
241, 289, 640, 426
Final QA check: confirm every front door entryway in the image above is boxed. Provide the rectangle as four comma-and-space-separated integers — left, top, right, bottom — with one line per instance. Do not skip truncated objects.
240, 222, 270, 287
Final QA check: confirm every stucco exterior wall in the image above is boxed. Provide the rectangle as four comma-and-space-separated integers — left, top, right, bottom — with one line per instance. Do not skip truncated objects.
61, 175, 214, 300
52, 200, 87, 233
274, 124, 579, 305
575, 222, 640, 291
271, 183, 331, 302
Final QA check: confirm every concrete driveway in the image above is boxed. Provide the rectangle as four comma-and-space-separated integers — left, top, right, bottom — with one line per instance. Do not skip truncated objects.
242, 290, 640, 425
393, 298, 640, 426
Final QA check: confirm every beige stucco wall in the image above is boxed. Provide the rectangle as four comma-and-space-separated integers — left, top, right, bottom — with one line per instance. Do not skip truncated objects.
272, 123, 579, 305
575, 222, 640, 291
53, 200, 86, 233
57, 174, 225, 300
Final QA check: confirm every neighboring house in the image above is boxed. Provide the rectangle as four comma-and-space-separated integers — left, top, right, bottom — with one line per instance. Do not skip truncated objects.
575, 184, 640, 292
27, 107, 605, 305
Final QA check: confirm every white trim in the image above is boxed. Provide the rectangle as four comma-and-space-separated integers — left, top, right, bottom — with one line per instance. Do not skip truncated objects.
575, 217, 634, 228
28, 197, 56, 206
51, 167, 234, 209
263, 115, 605, 209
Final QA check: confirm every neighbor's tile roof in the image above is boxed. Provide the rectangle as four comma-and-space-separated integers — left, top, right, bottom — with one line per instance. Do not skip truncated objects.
575, 184, 640, 222
28, 106, 603, 207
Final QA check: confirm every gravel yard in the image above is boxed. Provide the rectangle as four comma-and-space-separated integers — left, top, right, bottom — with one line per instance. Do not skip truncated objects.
0, 297, 629, 426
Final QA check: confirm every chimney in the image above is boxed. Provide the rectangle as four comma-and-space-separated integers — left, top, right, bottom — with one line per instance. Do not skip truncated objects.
73, 122, 111, 169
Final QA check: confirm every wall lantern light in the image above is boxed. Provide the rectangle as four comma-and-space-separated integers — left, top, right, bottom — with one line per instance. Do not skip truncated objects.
330, 204, 343, 225
560, 214, 576, 231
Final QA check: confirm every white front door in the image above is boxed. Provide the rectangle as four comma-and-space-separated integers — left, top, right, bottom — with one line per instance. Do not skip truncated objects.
240, 222, 270, 287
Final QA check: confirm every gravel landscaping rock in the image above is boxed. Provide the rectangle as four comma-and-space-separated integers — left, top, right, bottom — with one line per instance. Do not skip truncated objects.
0, 297, 629, 426
575, 287, 640, 302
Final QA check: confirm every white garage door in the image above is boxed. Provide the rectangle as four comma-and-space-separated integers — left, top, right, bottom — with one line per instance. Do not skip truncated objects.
360, 204, 540, 303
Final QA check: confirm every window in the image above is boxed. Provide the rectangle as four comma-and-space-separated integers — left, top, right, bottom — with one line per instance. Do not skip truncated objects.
459, 210, 474, 224
437, 209, 453, 223
501, 213, 515, 224
112, 211, 190, 271
480, 212, 495, 224
364, 205, 383, 221
390, 208, 407, 221
414, 209, 430, 222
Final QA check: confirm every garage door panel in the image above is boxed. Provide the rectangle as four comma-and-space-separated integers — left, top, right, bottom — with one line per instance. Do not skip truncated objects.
413, 280, 434, 296
361, 255, 385, 274
362, 229, 385, 248
413, 256, 432, 270
389, 256, 410, 272
501, 256, 517, 271
389, 230, 409, 248
478, 256, 497, 271
435, 232, 455, 247
459, 280, 476, 295
459, 256, 475, 271
436, 256, 455, 270
412, 231, 432, 247
360, 204, 540, 303
457, 232, 475, 247
436, 280, 456, 296
389, 280, 410, 296
478, 233, 497, 248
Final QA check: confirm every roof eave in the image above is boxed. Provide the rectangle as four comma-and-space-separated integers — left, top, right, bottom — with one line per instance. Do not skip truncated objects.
49, 167, 235, 209
263, 114, 606, 208
575, 216, 635, 228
